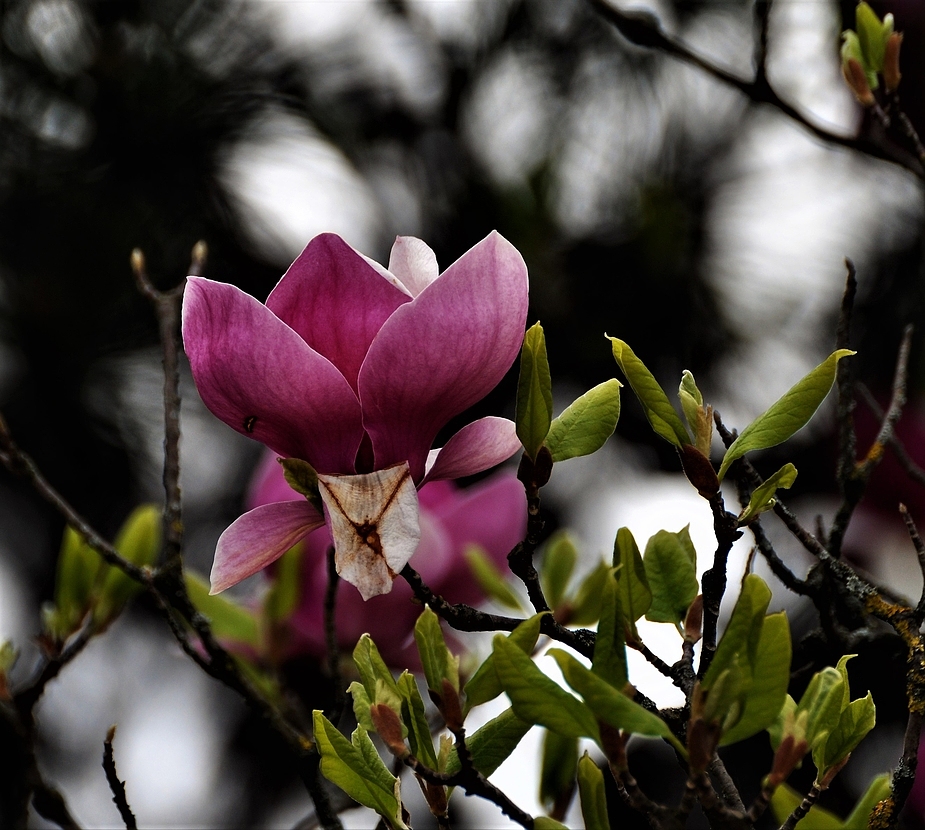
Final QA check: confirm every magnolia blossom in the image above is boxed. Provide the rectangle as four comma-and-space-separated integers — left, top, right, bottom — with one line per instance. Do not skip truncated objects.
248, 451, 526, 667
182, 231, 528, 598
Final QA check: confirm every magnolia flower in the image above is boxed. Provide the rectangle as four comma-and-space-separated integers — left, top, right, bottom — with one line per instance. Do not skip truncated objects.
248, 452, 527, 667
182, 232, 529, 598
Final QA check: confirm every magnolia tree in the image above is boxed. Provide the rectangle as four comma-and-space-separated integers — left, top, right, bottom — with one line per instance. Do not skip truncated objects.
3, 3, 925, 830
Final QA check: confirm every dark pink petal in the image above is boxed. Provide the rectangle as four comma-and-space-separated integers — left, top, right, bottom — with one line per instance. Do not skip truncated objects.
266, 233, 411, 392
183, 277, 364, 474
247, 451, 300, 510
431, 472, 526, 607
387, 236, 439, 298
421, 417, 521, 484
359, 231, 529, 480
211, 500, 324, 593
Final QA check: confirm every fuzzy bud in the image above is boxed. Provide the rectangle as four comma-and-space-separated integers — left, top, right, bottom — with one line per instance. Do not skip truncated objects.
370, 704, 409, 759
843, 57, 876, 107
884, 32, 903, 93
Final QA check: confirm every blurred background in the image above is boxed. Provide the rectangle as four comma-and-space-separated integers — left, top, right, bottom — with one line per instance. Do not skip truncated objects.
2, 0, 925, 826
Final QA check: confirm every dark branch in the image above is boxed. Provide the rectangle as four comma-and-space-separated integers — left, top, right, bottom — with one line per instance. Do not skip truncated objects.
103, 726, 137, 830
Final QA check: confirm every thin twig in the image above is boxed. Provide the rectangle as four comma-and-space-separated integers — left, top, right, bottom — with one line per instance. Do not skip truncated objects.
103, 726, 137, 830
779, 784, 821, 830
834, 260, 859, 494
899, 505, 925, 621
14, 624, 94, 717
324, 545, 345, 726
858, 384, 925, 488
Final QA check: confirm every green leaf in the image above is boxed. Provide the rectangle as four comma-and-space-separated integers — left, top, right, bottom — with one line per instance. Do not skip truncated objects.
398, 672, 438, 769
679, 370, 713, 457
263, 542, 303, 623
516, 322, 554, 460
414, 607, 461, 695
643, 528, 698, 625
720, 612, 791, 745
612, 527, 651, 641
312, 712, 408, 829
856, 2, 889, 72
279, 457, 324, 512
703, 574, 772, 692
464, 545, 524, 612
815, 693, 876, 778
548, 649, 683, 754
184, 570, 260, 647
798, 667, 847, 752
541, 532, 578, 612
738, 464, 798, 525
464, 613, 545, 714
569, 560, 611, 626
354, 634, 401, 703
717, 350, 855, 480
577, 753, 609, 830
0, 640, 17, 674
770, 783, 843, 829
533, 818, 569, 830
843, 774, 891, 828
52, 526, 101, 635
349, 681, 375, 732
592, 572, 628, 690
492, 635, 600, 741
444, 707, 531, 778
545, 379, 622, 462
609, 337, 690, 447
94, 505, 162, 626
539, 730, 579, 813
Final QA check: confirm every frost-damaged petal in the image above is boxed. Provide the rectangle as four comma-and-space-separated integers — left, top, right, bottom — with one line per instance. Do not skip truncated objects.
318, 464, 420, 600
387, 236, 439, 298
210, 501, 324, 594
266, 233, 411, 392
422, 417, 522, 484
360, 231, 529, 479
183, 277, 364, 473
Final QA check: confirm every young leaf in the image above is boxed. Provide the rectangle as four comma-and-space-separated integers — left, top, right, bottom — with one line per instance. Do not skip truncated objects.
444, 707, 531, 778
738, 464, 798, 525
609, 338, 691, 447
539, 730, 579, 814
592, 572, 628, 690
262, 542, 303, 623
354, 634, 402, 703
679, 370, 713, 457
464, 545, 524, 612
703, 574, 772, 691
856, 2, 889, 72
534, 819, 569, 830
717, 350, 855, 480
492, 634, 600, 741
349, 681, 375, 731
51, 526, 101, 635
815, 693, 876, 779
548, 649, 683, 754
770, 783, 843, 829
398, 672, 439, 769
414, 607, 460, 696
545, 379, 622, 462
568, 560, 611, 626
184, 570, 260, 648
464, 613, 546, 714
612, 527, 651, 641
643, 528, 698, 625
843, 774, 891, 828
798, 667, 847, 752
577, 753, 609, 830
312, 712, 408, 830
720, 612, 791, 745
541, 532, 578, 612
516, 322, 554, 460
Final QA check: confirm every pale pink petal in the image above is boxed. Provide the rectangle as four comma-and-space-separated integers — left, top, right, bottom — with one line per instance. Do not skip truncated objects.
266, 233, 411, 392
387, 236, 440, 298
183, 277, 364, 474
210, 501, 324, 594
317, 464, 421, 600
422, 417, 522, 484
359, 231, 529, 480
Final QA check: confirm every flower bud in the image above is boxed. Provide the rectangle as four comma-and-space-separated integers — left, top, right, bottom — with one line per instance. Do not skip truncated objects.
843, 57, 876, 107
884, 32, 903, 93
370, 703, 409, 759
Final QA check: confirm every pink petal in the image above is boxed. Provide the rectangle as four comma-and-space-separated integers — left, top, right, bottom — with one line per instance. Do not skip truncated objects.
183, 277, 364, 474
387, 236, 440, 298
266, 233, 411, 393
431, 472, 526, 606
422, 417, 522, 484
247, 451, 300, 510
211, 500, 324, 594
359, 231, 529, 480
317, 464, 421, 600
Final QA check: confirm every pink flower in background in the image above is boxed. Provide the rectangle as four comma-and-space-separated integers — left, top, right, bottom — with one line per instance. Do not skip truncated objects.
182, 231, 528, 598
248, 451, 527, 667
